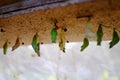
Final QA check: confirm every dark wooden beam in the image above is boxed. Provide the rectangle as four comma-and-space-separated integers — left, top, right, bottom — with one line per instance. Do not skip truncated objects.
0, 0, 93, 18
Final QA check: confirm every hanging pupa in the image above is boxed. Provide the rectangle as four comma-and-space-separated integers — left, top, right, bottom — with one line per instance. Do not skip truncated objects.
96, 24, 103, 46
80, 18, 94, 52
3, 40, 8, 55
32, 33, 40, 56
12, 37, 20, 51
59, 28, 66, 53
51, 23, 58, 43
109, 28, 119, 48
85, 18, 96, 39
81, 38, 89, 51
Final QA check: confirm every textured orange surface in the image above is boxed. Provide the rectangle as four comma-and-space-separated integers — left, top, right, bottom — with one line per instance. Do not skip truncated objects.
0, 0, 120, 47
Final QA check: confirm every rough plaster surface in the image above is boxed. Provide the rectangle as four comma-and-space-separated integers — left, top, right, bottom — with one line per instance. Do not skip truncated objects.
0, 0, 120, 48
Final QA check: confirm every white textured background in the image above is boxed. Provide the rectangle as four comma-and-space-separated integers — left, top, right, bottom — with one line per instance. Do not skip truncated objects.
0, 41, 120, 80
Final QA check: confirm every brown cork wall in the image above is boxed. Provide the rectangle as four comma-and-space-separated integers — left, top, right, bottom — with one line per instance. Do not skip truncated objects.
0, 0, 120, 48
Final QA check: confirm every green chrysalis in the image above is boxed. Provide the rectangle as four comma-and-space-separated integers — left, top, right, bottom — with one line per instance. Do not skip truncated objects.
32, 33, 40, 56
96, 24, 103, 46
51, 28, 57, 43
3, 40, 8, 55
81, 38, 89, 51
109, 28, 119, 48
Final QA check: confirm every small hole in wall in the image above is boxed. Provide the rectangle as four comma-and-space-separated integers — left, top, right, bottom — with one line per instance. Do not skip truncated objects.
67, 41, 69, 43
1, 28, 5, 32
1, 29, 3, 32
22, 42, 24, 45
41, 42, 43, 44
64, 28, 67, 32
